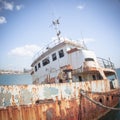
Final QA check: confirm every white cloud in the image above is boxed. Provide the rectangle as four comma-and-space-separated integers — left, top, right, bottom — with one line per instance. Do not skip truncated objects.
0, 1, 24, 11
0, 16, 7, 24
77, 5, 85, 10
3, 1, 14, 11
8, 45, 41, 57
16, 4, 24, 11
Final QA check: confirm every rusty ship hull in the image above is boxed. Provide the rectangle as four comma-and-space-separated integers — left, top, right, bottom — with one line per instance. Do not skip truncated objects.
0, 79, 119, 120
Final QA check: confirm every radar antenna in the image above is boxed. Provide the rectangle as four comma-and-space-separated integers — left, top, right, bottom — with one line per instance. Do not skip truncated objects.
52, 18, 61, 41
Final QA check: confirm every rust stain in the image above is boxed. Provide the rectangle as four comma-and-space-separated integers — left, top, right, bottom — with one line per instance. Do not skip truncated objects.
0, 92, 119, 120
0, 81, 119, 120
67, 48, 79, 54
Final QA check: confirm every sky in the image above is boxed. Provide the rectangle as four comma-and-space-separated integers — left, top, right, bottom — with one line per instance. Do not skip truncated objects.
0, 0, 120, 70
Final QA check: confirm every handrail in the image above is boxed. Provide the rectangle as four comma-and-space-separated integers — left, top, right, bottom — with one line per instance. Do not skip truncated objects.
97, 57, 115, 69
32, 38, 65, 61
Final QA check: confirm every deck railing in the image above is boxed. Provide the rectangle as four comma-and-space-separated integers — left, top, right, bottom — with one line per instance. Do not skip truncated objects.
97, 57, 115, 69
32, 38, 64, 61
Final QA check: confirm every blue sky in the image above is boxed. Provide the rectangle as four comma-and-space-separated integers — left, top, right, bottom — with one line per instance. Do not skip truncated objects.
0, 0, 120, 70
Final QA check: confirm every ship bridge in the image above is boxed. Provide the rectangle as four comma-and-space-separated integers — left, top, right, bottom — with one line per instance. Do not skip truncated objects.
31, 38, 86, 67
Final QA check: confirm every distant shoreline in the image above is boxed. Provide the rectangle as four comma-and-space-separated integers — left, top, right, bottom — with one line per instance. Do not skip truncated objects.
0, 69, 31, 75
0, 72, 30, 75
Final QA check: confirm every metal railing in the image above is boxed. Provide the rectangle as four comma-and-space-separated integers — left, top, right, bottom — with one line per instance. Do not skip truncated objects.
32, 38, 64, 61
97, 57, 115, 69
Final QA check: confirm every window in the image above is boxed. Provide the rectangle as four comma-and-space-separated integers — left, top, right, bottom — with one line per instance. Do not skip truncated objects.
106, 97, 109, 101
42, 57, 50, 66
85, 58, 94, 61
35, 65, 37, 72
59, 49, 64, 58
92, 75, 96, 80
52, 53, 57, 61
99, 98, 102, 103
38, 63, 41, 68
104, 72, 117, 81
79, 76, 82, 82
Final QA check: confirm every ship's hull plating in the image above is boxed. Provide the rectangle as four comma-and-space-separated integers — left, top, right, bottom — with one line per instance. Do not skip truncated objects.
0, 80, 119, 120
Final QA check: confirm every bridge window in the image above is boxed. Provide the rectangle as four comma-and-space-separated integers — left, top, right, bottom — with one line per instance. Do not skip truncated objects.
52, 53, 57, 61
35, 65, 37, 72
85, 58, 94, 61
59, 49, 64, 58
38, 63, 41, 68
42, 57, 50, 66
104, 72, 117, 81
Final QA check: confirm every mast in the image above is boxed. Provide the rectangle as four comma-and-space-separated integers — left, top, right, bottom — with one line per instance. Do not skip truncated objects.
52, 18, 61, 41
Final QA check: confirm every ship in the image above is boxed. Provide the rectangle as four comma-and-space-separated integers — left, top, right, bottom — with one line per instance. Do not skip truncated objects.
0, 19, 120, 120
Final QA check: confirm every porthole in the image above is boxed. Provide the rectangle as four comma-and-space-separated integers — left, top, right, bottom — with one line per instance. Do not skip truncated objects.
106, 97, 109, 101
99, 98, 102, 103
112, 96, 114, 100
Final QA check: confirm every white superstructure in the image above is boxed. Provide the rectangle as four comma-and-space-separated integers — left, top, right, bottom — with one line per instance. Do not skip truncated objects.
31, 37, 118, 89
31, 38, 87, 83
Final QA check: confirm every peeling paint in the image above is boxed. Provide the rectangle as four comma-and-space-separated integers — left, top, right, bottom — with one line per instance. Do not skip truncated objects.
21, 89, 33, 105
0, 80, 115, 107
43, 87, 58, 98
0, 80, 119, 120
64, 86, 71, 95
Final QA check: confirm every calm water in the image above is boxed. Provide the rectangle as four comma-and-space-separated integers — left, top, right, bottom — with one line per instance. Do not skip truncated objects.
0, 74, 32, 85
100, 103, 120, 120
0, 69, 120, 119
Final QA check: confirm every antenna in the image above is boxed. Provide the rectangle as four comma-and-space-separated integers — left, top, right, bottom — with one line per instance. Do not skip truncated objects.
52, 17, 61, 41
81, 32, 87, 49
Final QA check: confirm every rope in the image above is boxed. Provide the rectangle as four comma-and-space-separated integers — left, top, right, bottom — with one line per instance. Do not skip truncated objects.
81, 89, 120, 97
80, 90, 120, 111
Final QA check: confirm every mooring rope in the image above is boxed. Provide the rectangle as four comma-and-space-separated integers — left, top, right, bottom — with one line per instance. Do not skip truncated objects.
81, 89, 120, 97
80, 90, 120, 111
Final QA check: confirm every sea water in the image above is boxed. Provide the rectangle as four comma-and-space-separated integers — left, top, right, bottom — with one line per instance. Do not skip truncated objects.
0, 74, 32, 85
